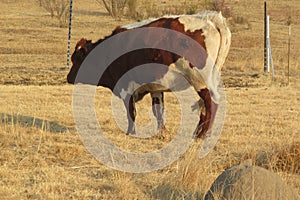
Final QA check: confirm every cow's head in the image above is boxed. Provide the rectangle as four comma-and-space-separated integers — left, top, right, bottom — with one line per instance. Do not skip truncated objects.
67, 38, 93, 84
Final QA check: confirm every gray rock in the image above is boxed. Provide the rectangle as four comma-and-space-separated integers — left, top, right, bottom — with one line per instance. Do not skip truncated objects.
205, 164, 299, 200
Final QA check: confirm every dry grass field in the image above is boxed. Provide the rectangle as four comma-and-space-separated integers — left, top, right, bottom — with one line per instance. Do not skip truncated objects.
0, 0, 299, 199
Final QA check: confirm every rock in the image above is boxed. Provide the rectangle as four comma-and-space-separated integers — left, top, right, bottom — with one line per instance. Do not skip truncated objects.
205, 164, 299, 200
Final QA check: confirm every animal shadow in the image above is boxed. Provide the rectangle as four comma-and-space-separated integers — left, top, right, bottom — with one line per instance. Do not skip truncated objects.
0, 113, 73, 133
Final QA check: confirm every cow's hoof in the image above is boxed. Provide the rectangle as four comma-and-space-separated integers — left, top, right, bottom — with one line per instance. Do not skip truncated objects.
194, 120, 209, 139
125, 129, 136, 135
155, 126, 168, 140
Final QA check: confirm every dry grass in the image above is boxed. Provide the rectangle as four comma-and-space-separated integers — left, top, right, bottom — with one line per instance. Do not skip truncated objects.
0, 0, 299, 199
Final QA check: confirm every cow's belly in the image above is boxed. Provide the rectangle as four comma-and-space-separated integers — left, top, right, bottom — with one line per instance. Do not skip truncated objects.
132, 58, 208, 102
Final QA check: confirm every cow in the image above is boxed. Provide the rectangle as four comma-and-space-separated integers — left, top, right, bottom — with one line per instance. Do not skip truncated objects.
67, 11, 231, 138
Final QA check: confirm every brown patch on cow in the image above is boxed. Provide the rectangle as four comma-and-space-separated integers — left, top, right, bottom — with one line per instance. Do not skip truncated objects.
143, 17, 206, 50
145, 17, 207, 67
195, 88, 217, 138
140, 17, 207, 70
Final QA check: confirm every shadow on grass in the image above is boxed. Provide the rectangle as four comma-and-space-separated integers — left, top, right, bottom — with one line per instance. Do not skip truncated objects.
74, 10, 109, 16
152, 184, 204, 200
0, 113, 74, 133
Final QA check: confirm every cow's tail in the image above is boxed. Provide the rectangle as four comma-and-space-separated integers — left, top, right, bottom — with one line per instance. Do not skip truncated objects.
212, 12, 232, 73
205, 11, 231, 104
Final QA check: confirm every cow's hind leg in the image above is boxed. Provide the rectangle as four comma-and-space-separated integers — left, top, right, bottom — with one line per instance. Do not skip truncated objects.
124, 95, 136, 135
151, 92, 165, 132
195, 88, 218, 138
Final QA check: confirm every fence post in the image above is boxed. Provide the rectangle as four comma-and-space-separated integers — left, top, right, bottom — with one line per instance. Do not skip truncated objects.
264, 1, 268, 73
66, 0, 73, 68
265, 15, 275, 80
266, 15, 270, 73
287, 24, 291, 85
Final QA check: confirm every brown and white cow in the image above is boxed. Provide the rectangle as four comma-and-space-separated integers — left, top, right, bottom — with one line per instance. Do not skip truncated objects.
67, 11, 231, 138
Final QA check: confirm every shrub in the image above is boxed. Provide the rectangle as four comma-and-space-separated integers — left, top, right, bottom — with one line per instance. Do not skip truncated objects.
97, 0, 128, 20
185, 4, 198, 15
100, 0, 232, 21
202, 0, 232, 18
38, 0, 70, 27
232, 15, 248, 24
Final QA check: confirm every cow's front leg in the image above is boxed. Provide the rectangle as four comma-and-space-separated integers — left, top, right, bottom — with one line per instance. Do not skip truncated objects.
151, 92, 165, 131
195, 88, 218, 139
124, 95, 136, 135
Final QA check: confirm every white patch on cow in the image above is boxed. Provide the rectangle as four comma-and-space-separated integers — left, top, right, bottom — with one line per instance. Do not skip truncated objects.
121, 14, 183, 30
128, 81, 141, 94
131, 66, 193, 101
178, 15, 208, 32
120, 88, 128, 100
120, 81, 141, 100
177, 11, 222, 32
121, 18, 158, 29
